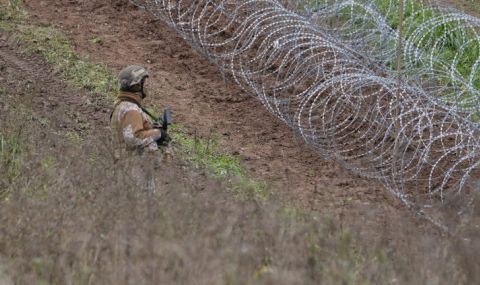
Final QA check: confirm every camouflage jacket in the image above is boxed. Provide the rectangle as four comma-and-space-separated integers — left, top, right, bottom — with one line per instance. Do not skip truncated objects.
111, 91, 161, 158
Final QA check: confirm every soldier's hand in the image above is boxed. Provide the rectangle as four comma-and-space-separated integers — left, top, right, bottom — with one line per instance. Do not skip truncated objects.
153, 120, 163, 129
156, 129, 171, 146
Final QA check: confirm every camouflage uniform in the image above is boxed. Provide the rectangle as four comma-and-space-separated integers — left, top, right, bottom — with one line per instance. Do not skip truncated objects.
110, 66, 162, 159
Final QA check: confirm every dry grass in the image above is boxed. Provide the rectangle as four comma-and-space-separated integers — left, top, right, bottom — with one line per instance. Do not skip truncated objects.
0, 93, 388, 284
1, 85, 480, 285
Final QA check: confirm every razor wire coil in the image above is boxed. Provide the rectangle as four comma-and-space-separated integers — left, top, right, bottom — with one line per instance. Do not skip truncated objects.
129, 0, 480, 224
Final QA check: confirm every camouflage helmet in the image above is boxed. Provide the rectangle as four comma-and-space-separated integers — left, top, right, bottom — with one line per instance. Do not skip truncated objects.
118, 65, 149, 91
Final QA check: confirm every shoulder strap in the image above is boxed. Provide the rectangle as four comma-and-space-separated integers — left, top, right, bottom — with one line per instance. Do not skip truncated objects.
110, 98, 158, 121
109, 100, 123, 121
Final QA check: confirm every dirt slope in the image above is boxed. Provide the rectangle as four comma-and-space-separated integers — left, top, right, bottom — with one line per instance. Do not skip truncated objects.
20, 0, 434, 235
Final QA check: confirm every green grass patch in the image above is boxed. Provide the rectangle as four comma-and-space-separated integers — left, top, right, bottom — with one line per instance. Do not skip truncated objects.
17, 25, 117, 99
0, 89, 27, 199
374, 0, 480, 104
64, 131, 84, 146
0, 0, 25, 28
0, 129, 23, 197
305, 0, 480, 112
171, 126, 269, 202
1, 1, 117, 100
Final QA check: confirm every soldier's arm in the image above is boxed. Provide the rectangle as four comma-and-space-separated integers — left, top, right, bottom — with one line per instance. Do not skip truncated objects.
121, 110, 161, 148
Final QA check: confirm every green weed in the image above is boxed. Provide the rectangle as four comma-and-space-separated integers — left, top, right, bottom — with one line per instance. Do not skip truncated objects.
64, 131, 84, 146
89, 36, 103, 45
0, 130, 23, 195
8, 0, 19, 10
40, 157, 55, 170
295, 0, 322, 10
306, 229, 376, 284
32, 257, 53, 285
282, 205, 306, 219
0, 0, 25, 24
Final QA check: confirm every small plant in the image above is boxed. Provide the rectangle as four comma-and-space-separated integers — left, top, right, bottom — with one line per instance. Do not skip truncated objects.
65, 131, 84, 145
9, 0, 19, 10
0, 130, 23, 198
0, 0, 24, 22
89, 36, 103, 45
40, 157, 55, 170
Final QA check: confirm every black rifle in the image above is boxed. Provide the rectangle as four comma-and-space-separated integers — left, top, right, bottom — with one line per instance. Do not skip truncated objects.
159, 108, 172, 131
155, 108, 172, 145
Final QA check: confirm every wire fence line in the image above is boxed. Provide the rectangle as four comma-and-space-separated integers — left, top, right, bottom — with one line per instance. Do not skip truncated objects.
293, 0, 480, 115
129, 0, 480, 225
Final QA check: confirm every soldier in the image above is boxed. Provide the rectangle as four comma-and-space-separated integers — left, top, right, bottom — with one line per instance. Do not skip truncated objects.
111, 65, 170, 159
